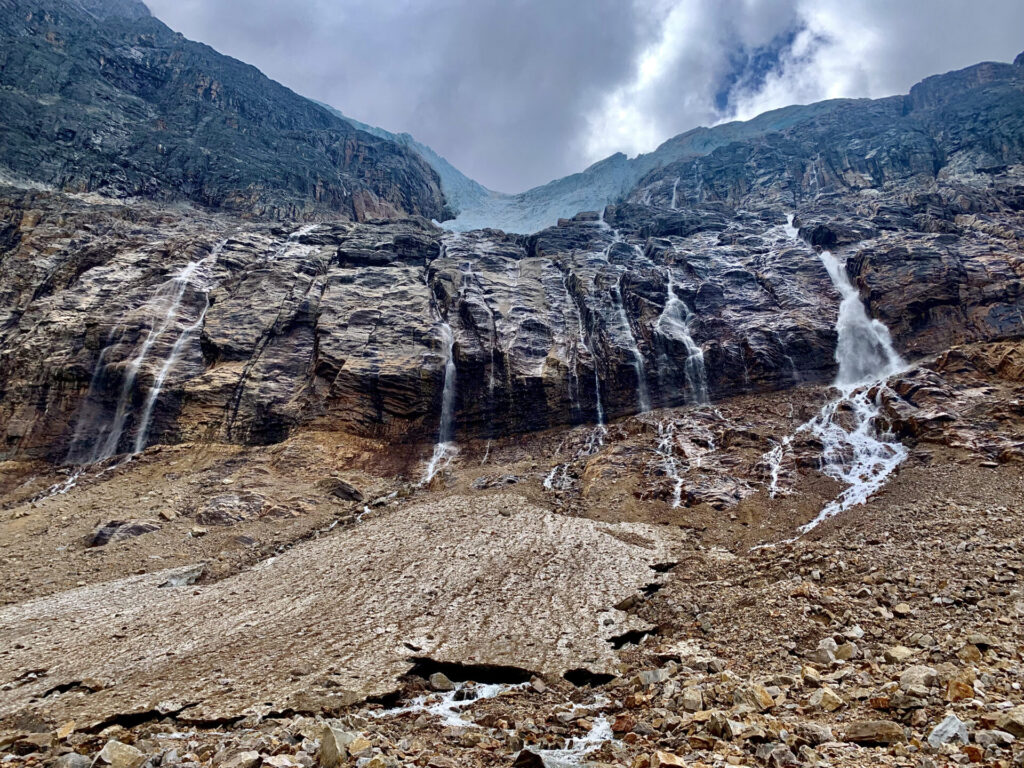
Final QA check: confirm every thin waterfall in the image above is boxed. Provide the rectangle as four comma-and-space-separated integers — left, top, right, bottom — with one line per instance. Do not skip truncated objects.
654, 268, 708, 404
544, 271, 607, 492
611, 271, 651, 412
68, 241, 224, 464
421, 247, 458, 485
655, 420, 684, 507
670, 177, 680, 210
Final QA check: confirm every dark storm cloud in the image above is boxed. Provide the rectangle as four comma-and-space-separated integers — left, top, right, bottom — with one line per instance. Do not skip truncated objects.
144, 0, 1024, 193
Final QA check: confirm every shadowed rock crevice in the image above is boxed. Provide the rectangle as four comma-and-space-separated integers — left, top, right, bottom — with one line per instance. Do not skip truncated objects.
405, 658, 536, 685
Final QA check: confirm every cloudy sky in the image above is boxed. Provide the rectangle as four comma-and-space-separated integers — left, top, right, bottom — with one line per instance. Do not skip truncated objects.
145, 0, 1024, 193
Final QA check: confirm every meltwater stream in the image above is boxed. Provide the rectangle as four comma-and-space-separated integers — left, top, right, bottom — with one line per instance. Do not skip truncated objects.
766, 216, 907, 532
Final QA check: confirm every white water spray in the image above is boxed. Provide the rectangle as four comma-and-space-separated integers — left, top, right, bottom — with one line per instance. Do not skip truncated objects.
372, 682, 524, 728
655, 420, 685, 508
537, 713, 614, 765
765, 216, 907, 530
132, 242, 225, 453
422, 320, 458, 485
655, 268, 708, 404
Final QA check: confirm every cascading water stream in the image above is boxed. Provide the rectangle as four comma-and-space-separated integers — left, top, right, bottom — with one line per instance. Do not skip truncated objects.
764, 215, 907, 532
654, 268, 708, 405
421, 249, 459, 485
544, 273, 607, 492
132, 291, 212, 454
70, 241, 225, 464
611, 271, 651, 413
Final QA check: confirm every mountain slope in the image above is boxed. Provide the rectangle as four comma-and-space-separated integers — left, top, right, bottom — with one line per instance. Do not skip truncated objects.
316, 102, 491, 218
0, 0, 448, 221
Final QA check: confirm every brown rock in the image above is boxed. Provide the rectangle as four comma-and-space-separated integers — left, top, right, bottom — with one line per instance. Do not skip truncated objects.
844, 720, 906, 745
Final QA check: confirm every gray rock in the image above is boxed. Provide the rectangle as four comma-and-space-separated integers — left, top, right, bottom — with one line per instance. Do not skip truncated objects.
86, 520, 161, 547
975, 730, 1015, 748
900, 665, 938, 691
927, 714, 969, 748
428, 672, 455, 692
317, 724, 356, 768
53, 755, 91, 768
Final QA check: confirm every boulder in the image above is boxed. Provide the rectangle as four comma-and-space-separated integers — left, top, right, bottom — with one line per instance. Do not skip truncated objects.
317, 725, 356, 768
927, 714, 969, 748
86, 520, 161, 547
844, 720, 906, 746
93, 740, 146, 768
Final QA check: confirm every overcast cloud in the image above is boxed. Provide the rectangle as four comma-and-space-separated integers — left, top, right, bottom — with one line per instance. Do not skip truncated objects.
144, 0, 1024, 193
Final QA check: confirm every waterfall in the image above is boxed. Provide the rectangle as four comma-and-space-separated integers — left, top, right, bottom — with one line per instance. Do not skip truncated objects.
544, 277, 607, 492
562, 271, 605, 426
818, 250, 903, 385
69, 241, 224, 464
611, 271, 651, 412
421, 252, 458, 485
765, 216, 907, 531
132, 292, 211, 454
654, 268, 708, 404
670, 177, 680, 210
655, 420, 684, 507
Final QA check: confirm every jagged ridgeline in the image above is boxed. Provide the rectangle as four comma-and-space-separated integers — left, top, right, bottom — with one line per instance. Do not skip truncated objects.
0, 0, 1023, 470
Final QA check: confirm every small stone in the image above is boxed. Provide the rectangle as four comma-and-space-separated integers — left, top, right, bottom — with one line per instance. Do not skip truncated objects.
612, 713, 636, 734
885, 646, 915, 663
345, 737, 372, 758
927, 714, 969, 748
53, 755, 91, 768
94, 740, 146, 768
945, 677, 974, 702
834, 642, 858, 661
680, 686, 703, 712
218, 751, 260, 768
428, 672, 455, 692
793, 722, 834, 746
844, 720, 906, 746
636, 668, 670, 686
808, 685, 844, 712
900, 665, 938, 690
808, 638, 837, 665
734, 683, 774, 712
962, 744, 984, 763
652, 752, 686, 767
893, 602, 911, 616
317, 724, 356, 768
975, 729, 1015, 748
56, 721, 76, 740
263, 756, 301, 768
801, 665, 822, 688
512, 751, 545, 768
996, 705, 1024, 738
768, 745, 800, 768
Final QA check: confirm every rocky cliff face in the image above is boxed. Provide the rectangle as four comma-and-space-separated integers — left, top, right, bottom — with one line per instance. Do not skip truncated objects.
0, 32, 1023, 469
0, 0, 448, 221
